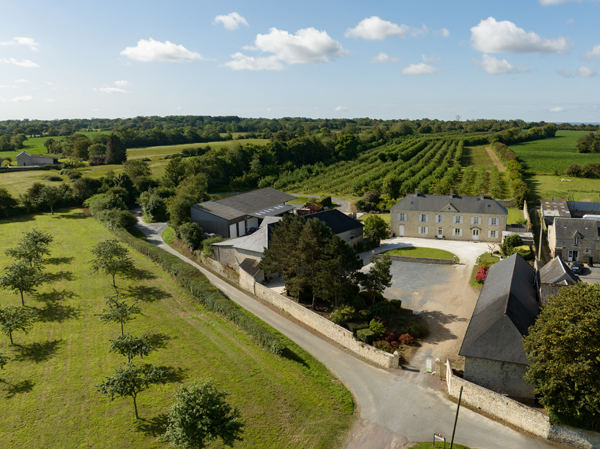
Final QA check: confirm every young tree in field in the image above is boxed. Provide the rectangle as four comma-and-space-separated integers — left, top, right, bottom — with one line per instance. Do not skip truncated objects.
0, 187, 18, 218
97, 362, 166, 419
90, 239, 135, 287
359, 254, 393, 303
123, 159, 151, 181
5, 228, 54, 267
36, 185, 71, 215
362, 215, 389, 246
98, 293, 141, 336
109, 333, 155, 362
0, 260, 47, 306
160, 380, 244, 449
524, 283, 600, 430
0, 306, 34, 345
105, 134, 127, 165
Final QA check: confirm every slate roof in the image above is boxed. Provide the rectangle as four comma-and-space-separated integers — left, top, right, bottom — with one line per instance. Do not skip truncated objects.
17, 151, 59, 160
391, 193, 508, 215
239, 258, 262, 277
308, 209, 363, 234
538, 257, 578, 285
192, 188, 296, 221
459, 253, 538, 365
552, 218, 600, 241
212, 216, 282, 254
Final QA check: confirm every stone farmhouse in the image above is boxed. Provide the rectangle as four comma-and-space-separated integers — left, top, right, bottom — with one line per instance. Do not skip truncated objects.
191, 187, 297, 238
459, 253, 538, 399
390, 191, 507, 243
16, 151, 59, 166
537, 257, 579, 306
547, 217, 600, 264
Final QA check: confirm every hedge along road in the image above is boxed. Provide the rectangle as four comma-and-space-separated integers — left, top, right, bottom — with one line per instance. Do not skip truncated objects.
134, 218, 555, 449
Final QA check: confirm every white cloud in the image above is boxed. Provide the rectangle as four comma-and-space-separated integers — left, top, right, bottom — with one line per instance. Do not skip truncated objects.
540, 0, 597, 4
0, 37, 39, 51
345, 16, 423, 40
224, 52, 284, 71
115, 80, 129, 87
470, 17, 569, 53
11, 95, 33, 102
0, 58, 39, 68
371, 52, 399, 63
581, 44, 600, 59
14, 79, 28, 83
255, 27, 347, 64
214, 12, 249, 30
558, 69, 574, 77
120, 38, 203, 62
334, 106, 348, 111
441, 28, 450, 37
402, 63, 438, 75
550, 106, 565, 112
567, 18, 575, 24
422, 54, 440, 63
474, 54, 515, 73
95, 87, 129, 94
578, 66, 597, 77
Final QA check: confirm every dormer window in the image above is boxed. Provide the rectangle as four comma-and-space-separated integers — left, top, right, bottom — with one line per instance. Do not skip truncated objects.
574, 237, 579, 245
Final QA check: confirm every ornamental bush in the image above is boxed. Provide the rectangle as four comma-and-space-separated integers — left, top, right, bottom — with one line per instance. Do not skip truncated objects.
369, 319, 386, 339
330, 305, 357, 325
399, 333, 414, 345
368, 301, 390, 319
475, 265, 490, 284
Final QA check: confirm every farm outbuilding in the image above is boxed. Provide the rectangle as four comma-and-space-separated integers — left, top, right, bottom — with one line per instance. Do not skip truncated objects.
16, 151, 60, 166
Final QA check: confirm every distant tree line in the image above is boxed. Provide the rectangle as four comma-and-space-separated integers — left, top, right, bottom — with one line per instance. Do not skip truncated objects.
576, 131, 600, 154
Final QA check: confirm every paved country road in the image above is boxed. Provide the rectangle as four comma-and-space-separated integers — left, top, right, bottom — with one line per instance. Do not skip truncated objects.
134, 217, 556, 449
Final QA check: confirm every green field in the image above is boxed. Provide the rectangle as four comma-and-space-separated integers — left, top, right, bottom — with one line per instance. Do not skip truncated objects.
0, 210, 354, 448
0, 136, 51, 161
511, 130, 598, 174
507, 208, 526, 225
359, 213, 391, 225
383, 246, 458, 261
528, 174, 600, 202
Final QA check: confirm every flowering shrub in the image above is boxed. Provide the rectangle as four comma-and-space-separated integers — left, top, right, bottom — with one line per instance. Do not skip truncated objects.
475, 265, 490, 284
399, 333, 414, 345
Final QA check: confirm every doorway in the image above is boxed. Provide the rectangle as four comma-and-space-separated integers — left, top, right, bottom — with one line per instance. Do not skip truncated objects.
399, 224, 404, 237
472, 229, 479, 241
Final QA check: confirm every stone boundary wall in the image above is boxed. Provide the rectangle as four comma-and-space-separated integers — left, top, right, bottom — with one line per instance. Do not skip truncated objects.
446, 359, 600, 448
523, 200, 532, 229
373, 254, 454, 265
199, 253, 239, 283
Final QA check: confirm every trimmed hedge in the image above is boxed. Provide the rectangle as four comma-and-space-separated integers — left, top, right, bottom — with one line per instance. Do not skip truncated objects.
110, 227, 286, 355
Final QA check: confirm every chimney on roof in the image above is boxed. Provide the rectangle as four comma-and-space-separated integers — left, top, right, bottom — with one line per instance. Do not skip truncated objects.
481, 192, 485, 200
415, 189, 419, 197
449, 189, 454, 198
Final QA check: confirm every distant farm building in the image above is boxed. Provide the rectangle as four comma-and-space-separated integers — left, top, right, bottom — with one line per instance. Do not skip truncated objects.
16, 151, 59, 166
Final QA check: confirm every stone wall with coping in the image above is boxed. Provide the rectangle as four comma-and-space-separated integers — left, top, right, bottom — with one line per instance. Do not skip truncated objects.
373, 254, 455, 265
446, 359, 600, 448
199, 253, 239, 283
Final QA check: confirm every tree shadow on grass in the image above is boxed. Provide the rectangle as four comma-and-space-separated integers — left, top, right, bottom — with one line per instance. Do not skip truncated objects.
3, 379, 35, 399
47, 270, 75, 282
125, 285, 170, 303
13, 339, 64, 363
35, 288, 78, 303
128, 268, 157, 282
45, 256, 75, 265
33, 302, 81, 323
51, 212, 87, 220
135, 412, 168, 437
147, 333, 173, 350
281, 347, 310, 369
160, 366, 187, 383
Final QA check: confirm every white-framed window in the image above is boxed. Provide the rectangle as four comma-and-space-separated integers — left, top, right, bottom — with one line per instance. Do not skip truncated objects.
453, 228, 462, 236
435, 214, 443, 223
575, 237, 579, 245
488, 230, 497, 239
418, 226, 428, 235
397, 212, 407, 222
418, 213, 429, 223
489, 217, 498, 226
471, 216, 481, 225
453, 215, 463, 224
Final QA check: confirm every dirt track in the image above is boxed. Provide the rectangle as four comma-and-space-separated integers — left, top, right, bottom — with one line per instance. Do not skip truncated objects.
485, 146, 506, 172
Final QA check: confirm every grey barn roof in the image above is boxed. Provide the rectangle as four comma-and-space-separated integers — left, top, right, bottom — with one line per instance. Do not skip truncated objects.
391, 193, 508, 215
552, 218, 600, 241
538, 257, 578, 285
212, 216, 282, 254
308, 209, 363, 234
459, 253, 538, 365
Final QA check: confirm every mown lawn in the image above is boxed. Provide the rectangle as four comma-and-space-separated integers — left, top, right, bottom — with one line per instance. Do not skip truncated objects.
0, 209, 354, 448
528, 174, 600, 203
507, 208, 526, 225
383, 247, 458, 261
359, 213, 390, 225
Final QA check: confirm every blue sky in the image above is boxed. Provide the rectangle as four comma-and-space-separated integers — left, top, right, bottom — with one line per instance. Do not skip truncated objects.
0, 0, 599, 122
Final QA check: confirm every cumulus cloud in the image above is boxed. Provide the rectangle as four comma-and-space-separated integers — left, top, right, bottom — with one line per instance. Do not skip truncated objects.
226, 27, 347, 70
578, 66, 597, 77
581, 44, 600, 59
422, 54, 440, 63
470, 17, 569, 53
11, 95, 33, 102
402, 63, 438, 75
558, 69, 574, 77
0, 58, 39, 68
345, 16, 427, 40
474, 54, 514, 73
334, 106, 348, 111
371, 52, 399, 63
120, 38, 203, 62
214, 12, 248, 30
441, 28, 450, 37
115, 80, 129, 87
224, 53, 284, 70
14, 79, 28, 83
0, 37, 39, 51
550, 106, 565, 112
95, 87, 129, 94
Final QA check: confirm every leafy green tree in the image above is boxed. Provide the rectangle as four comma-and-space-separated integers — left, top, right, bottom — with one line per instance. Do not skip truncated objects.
124, 159, 151, 181
359, 255, 393, 303
0, 306, 34, 345
5, 228, 54, 267
524, 283, 600, 430
0, 187, 18, 218
105, 134, 127, 165
163, 156, 187, 188
363, 215, 389, 246
166, 174, 210, 230
98, 293, 141, 336
178, 222, 203, 250
36, 185, 71, 214
0, 260, 47, 306
109, 333, 155, 362
90, 239, 135, 287
138, 189, 168, 222
97, 362, 166, 419
160, 380, 244, 449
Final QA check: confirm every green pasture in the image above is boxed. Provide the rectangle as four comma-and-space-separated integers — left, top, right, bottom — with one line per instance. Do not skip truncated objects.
0, 136, 50, 161
0, 210, 354, 448
383, 246, 458, 261
528, 174, 600, 202
511, 130, 598, 174
463, 145, 495, 170
127, 139, 268, 160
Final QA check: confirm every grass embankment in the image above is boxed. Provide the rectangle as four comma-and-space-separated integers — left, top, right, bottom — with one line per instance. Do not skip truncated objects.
383, 247, 458, 261
0, 209, 354, 448
469, 252, 502, 289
